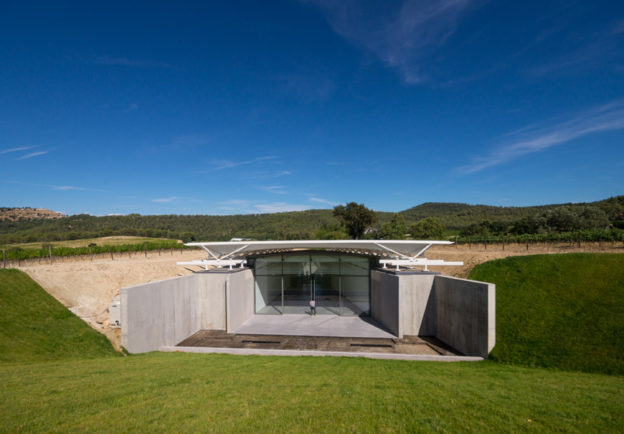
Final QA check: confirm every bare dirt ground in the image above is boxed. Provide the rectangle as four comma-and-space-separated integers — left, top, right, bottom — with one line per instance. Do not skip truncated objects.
18, 250, 200, 350
14, 241, 624, 350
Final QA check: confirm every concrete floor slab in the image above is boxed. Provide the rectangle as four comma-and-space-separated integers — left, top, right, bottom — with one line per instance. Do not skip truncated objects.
161, 345, 483, 362
234, 314, 395, 339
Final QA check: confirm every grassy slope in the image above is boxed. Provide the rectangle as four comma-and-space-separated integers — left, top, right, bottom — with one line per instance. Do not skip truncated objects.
0, 353, 622, 432
0, 269, 119, 362
469, 253, 624, 375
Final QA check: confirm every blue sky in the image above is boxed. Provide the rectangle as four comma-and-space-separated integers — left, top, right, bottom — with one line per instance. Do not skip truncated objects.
1, 0, 623, 216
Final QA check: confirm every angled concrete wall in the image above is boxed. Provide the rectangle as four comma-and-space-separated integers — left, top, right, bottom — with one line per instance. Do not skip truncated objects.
370, 269, 495, 357
434, 276, 495, 358
121, 269, 254, 354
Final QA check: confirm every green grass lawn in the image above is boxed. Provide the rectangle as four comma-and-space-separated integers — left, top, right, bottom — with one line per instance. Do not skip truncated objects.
469, 253, 624, 375
0, 269, 119, 362
1, 353, 622, 432
1, 259, 623, 431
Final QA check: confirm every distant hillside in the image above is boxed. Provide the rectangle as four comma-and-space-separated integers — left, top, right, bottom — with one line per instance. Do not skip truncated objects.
0, 196, 621, 244
0, 207, 65, 221
399, 202, 549, 228
399, 196, 624, 230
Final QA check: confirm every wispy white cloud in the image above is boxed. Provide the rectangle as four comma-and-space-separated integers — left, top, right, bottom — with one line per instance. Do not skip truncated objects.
152, 197, 177, 203
218, 199, 255, 213
53, 184, 108, 193
258, 185, 287, 195
206, 155, 279, 171
17, 150, 48, 160
1, 179, 106, 193
217, 199, 310, 214
527, 19, 624, 78
53, 185, 87, 191
245, 169, 292, 180
305, 0, 480, 84
309, 197, 338, 206
0, 146, 35, 155
254, 202, 310, 213
92, 56, 174, 69
455, 100, 624, 174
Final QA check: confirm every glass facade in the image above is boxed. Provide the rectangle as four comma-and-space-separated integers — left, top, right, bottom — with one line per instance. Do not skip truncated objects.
252, 253, 371, 316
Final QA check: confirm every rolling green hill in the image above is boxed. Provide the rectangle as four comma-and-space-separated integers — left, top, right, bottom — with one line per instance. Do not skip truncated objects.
469, 253, 624, 375
398, 195, 624, 229
1, 195, 622, 243
0, 269, 119, 363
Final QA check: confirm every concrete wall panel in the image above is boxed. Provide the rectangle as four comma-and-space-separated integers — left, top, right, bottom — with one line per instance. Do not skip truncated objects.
196, 273, 227, 331
434, 276, 495, 358
398, 274, 436, 337
370, 270, 399, 336
121, 274, 199, 354
226, 269, 255, 331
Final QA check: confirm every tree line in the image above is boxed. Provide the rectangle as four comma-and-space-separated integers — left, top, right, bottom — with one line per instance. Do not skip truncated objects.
1, 196, 622, 245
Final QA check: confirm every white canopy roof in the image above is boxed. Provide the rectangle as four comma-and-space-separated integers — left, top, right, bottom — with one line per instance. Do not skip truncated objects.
180, 240, 461, 271
185, 240, 450, 259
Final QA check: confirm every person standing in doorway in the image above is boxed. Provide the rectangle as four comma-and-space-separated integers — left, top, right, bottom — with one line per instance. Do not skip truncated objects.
309, 298, 316, 316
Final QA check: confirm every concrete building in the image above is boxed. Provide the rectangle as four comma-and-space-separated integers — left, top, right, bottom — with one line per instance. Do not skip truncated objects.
120, 240, 495, 358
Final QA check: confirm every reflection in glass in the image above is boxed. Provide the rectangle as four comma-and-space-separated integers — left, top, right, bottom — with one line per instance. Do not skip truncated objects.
253, 253, 370, 316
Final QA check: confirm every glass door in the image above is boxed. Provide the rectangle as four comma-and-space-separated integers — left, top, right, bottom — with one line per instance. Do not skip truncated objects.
311, 255, 341, 315
254, 253, 370, 316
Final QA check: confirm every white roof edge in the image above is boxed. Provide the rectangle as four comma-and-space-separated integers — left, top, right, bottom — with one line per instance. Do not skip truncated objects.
185, 240, 453, 246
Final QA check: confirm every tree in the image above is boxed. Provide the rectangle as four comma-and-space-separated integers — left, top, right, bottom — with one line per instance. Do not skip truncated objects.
510, 215, 545, 235
314, 223, 348, 240
379, 214, 407, 239
411, 217, 445, 239
332, 202, 377, 239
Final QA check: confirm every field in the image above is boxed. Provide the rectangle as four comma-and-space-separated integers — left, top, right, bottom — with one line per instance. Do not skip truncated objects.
1, 254, 623, 431
1, 235, 177, 249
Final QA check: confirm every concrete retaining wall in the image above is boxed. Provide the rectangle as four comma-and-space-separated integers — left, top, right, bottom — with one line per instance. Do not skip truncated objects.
370, 270, 495, 357
226, 269, 255, 331
121, 274, 200, 354
196, 272, 227, 331
121, 269, 254, 354
434, 276, 495, 358
398, 273, 436, 337
122, 267, 494, 357
370, 271, 399, 335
